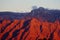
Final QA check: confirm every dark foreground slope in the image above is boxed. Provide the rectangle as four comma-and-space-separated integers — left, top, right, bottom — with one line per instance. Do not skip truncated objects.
0, 7, 60, 40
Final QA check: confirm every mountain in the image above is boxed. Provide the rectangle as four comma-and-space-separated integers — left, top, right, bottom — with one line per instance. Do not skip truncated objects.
0, 7, 60, 40
0, 7, 60, 22
0, 17, 60, 40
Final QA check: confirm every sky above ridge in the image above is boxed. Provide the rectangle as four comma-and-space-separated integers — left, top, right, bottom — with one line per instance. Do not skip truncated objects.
0, 0, 60, 12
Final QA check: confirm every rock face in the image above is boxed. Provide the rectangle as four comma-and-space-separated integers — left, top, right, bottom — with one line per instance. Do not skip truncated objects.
0, 7, 60, 40
0, 18, 60, 40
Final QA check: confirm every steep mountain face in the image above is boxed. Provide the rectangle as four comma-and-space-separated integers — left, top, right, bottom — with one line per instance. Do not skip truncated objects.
0, 18, 60, 40
0, 7, 60, 40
